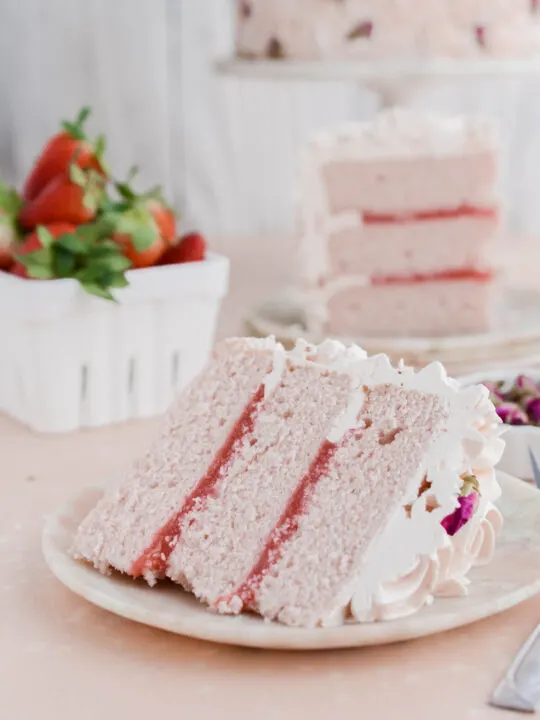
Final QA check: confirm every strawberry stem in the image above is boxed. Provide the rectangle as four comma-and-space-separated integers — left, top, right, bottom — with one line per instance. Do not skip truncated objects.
61, 106, 91, 141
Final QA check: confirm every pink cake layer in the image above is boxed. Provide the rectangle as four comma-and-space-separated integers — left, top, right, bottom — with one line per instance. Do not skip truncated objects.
323, 154, 497, 215
248, 385, 445, 626
71, 339, 274, 579
165, 359, 352, 604
328, 213, 498, 278
72, 338, 451, 627
325, 277, 497, 337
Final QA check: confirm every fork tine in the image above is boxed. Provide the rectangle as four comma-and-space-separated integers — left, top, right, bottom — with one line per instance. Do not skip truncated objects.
528, 446, 540, 489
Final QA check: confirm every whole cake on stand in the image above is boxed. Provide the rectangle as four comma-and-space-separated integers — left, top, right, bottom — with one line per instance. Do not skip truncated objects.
236, 1, 540, 62
222, 0, 540, 104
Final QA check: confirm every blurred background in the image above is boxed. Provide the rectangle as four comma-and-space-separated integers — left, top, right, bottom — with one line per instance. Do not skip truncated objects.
2, 0, 540, 249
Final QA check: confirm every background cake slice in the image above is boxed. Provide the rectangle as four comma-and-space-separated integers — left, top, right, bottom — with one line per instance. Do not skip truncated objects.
72, 337, 504, 628
298, 109, 502, 338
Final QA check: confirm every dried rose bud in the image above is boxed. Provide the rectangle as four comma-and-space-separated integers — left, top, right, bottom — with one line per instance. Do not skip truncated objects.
515, 374, 538, 392
483, 380, 503, 395
496, 401, 528, 425
525, 395, 540, 424
441, 493, 479, 537
460, 473, 480, 497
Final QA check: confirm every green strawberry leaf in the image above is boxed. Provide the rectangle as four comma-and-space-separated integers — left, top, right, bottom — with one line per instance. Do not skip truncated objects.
61, 106, 91, 140
53, 246, 77, 278
131, 225, 156, 251
115, 166, 139, 201
36, 226, 55, 249
81, 281, 116, 302
69, 163, 88, 188
94, 134, 107, 162
0, 181, 22, 217
101, 254, 132, 272
108, 272, 129, 289
17, 246, 55, 279
20, 246, 53, 267
87, 242, 122, 259
57, 232, 90, 254
23, 263, 55, 280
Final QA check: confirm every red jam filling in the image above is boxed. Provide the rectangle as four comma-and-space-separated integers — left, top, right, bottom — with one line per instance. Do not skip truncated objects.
228, 439, 339, 610
372, 268, 494, 286
130, 385, 265, 578
363, 205, 497, 225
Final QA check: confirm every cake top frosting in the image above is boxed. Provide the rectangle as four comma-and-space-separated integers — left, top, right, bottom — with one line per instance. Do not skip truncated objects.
307, 108, 499, 161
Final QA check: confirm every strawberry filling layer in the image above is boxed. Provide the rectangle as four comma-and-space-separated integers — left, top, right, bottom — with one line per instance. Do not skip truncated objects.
223, 439, 339, 611
371, 268, 494, 286
130, 385, 265, 578
363, 205, 497, 225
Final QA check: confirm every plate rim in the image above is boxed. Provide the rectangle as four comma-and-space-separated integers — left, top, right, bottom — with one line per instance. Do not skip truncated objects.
42, 472, 540, 651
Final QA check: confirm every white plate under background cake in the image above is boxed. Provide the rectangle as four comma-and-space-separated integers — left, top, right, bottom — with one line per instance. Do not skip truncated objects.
245, 288, 540, 377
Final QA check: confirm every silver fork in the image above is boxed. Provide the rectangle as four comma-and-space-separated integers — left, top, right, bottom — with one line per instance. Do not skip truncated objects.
490, 625, 540, 713
490, 452, 540, 712
529, 447, 540, 490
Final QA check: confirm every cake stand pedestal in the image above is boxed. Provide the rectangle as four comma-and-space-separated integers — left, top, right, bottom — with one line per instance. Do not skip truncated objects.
216, 56, 540, 107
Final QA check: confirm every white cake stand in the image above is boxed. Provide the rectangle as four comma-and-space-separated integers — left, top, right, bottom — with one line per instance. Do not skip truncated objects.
216, 56, 540, 106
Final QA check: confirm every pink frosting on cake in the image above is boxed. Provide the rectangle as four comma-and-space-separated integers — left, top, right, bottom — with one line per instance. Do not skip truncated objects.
71, 337, 504, 628
297, 109, 501, 339
236, 0, 540, 60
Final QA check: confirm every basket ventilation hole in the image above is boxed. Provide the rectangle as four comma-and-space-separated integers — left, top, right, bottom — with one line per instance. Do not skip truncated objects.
128, 358, 136, 395
171, 351, 180, 387
80, 365, 89, 402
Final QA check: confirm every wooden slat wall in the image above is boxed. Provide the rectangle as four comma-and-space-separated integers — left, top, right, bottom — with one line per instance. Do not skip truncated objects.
1, 0, 539, 247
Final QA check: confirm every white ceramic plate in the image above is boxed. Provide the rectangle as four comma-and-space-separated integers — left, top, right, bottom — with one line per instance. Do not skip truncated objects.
43, 472, 540, 651
245, 289, 540, 374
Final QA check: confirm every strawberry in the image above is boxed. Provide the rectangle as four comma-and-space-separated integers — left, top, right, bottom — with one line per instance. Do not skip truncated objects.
11, 223, 77, 278
22, 107, 107, 203
144, 197, 176, 245
0, 181, 22, 269
159, 232, 207, 265
19, 164, 104, 230
113, 230, 167, 269
113, 168, 177, 245
98, 168, 177, 268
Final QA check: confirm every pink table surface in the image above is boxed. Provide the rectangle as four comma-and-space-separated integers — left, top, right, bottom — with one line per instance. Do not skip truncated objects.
1, 237, 540, 720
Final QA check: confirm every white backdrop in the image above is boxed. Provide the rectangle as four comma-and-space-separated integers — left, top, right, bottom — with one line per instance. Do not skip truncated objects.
1, 0, 540, 248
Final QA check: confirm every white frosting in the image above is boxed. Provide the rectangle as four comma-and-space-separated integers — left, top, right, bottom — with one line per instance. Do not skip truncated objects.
262, 342, 287, 396
327, 379, 365, 443
324, 348, 504, 624
252, 338, 504, 624
309, 109, 498, 163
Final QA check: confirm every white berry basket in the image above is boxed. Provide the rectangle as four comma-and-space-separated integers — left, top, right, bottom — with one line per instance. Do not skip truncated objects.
0, 252, 229, 433
458, 367, 540, 483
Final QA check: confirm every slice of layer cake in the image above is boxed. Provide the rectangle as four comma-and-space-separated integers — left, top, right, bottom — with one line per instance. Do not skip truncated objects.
298, 109, 501, 338
237, 1, 540, 61
72, 337, 504, 628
